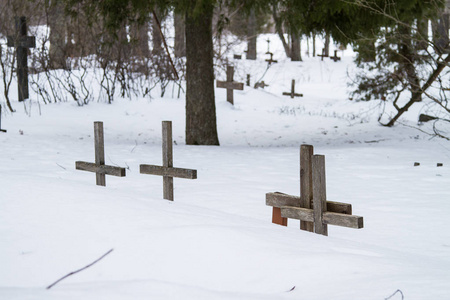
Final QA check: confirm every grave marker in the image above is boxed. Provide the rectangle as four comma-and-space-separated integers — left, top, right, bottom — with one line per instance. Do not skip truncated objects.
254, 81, 269, 89
216, 66, 244, 105
266, 144, 363, 236
282, 79, 303, 98
265, 52, 278, 64
330, 50, 341, 62
7, 16, 36, 102
265, 38, 271, 54
140, 121, 197, 201
76, 122, 126, 186
317, 48, 328, 61
0, 106, 6, 133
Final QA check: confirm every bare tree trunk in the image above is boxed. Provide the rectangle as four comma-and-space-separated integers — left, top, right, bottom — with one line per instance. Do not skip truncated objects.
185, 3, 219, 145
48, 1, 67, 69
272, 4, 291, 58
174, 13, 185, 58
246, 9, 257, 60
432, 12, 449, 53
324, 32, 330, 56
130, 20, 150, 57
290, 33, 302, 61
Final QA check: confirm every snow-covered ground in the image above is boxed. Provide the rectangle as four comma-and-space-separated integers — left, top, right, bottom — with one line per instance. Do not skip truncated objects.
1, 36, 450, 299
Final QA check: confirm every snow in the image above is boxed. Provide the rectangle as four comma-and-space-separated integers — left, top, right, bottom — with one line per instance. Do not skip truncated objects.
1, 34, 450, 300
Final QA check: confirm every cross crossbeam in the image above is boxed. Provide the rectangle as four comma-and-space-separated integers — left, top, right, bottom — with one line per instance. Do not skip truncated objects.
75, 122, 126, 186
7, 16, 36, 102
317, 48, 328, 61
216, 66, 244, 105
265, 52, 278, 64
265, 144, 364, 236
140, 121, 197, 201
282, 79, 303, 98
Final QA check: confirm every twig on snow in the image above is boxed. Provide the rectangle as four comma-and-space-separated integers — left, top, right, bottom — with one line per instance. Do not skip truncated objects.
385, 289, 404, 300
46, 248, 114, 290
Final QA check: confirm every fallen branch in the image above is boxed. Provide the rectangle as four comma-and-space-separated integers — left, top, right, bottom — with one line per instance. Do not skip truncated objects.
385, 289, 404, 300
46, 248, 114, 290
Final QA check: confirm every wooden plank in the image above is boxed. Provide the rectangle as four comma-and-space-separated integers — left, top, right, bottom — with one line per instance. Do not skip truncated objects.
75, 161, 126, 177
266, 192, 352, 215
216, 81, 244, 90
312, 155, 328, 236
280, 207, 363, 229
300, 144, 314, 231
272, 207, 287, 226
323, 212, 363, 229
140, 165, 197, 179
162, 121, 174, 200
94, 122, 106, 186
265, 192, 299, 207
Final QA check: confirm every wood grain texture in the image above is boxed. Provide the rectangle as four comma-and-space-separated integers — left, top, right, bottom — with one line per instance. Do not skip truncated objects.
140, 165, 197, 179
280, 207, 363, 229
300, 144, 314, 231
312, 155, 328, 236
216, 81, 244, 90
162, 121, 174, 200
94, 122, 106, 186
75, 161, 126, 177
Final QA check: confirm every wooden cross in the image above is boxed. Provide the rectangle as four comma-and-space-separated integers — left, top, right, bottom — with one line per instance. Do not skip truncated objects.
330, 50, 341, 62
7, 16, 36, 102
282, 79, 303, 98
265, 144, 363, 236
254, 81, 269, 89
317, 48, 328, 61
265, 52, 278, 64
76, 122, 126, 186
0, 106, 6, 133
265, 38, 271, 54
216, 66, 244, 105
140, 121, 197, 201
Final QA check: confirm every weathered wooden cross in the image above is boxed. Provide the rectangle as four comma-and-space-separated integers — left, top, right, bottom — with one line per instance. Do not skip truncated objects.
330, 50, 341, 62
266, 144, 363, 236
265, 52, 278, 64
254, 81, 269, 89
140, 121, 197, 201
7, 16, 36, 102
317, 48, 328, 61
0, 106, 6, 133
76, 122, 126, 186
282, 79, 303, 99
265, 38, 271, 54
216, 66, 244, 105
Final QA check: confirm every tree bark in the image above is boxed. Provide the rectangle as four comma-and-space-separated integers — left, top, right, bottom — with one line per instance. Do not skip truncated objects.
246, 9, 257, 60
272, 4, 290, 58
185, 3, 219, 145
48, 1, 67, 69
324, 32, 330, 56
152, 9, 163, 55
174, 13, 185, 58
290, 33, 302, 61
130, 20, 150, 57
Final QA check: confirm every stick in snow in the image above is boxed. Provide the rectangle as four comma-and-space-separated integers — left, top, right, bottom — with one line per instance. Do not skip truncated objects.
46, 248, 114, 290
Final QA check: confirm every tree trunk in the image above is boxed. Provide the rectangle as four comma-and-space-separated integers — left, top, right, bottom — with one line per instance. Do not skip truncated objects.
246, 9, 257, 60
417, 18, 429, 50
290, 33, 302, 61
432, 13, 449, 53
185, 4, 220, 145
174, 13, 185, 58
324, 32, 330, 56
130, 20, 150, 57
272, 4, 291, 58
152, 9, 163, 55
48, 1, 67, 69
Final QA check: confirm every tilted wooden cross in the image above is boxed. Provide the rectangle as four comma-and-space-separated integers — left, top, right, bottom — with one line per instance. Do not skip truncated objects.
282, 79, 303, 99
216, 66, 244, 105
7, 16, 36, 102
265, 52, 278, 64
140, 121, 197, 201
76, 122, 126, 186
0, 106, 6, 133
266, 144, 363, 236
330, 50, 341, 62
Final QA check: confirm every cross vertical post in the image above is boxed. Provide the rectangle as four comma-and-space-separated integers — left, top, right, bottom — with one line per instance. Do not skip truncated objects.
162, 121, 174, 200
226, 66, 234, 104
7, 16, 36, 102
300, 145, 314, 231
94, 122, 106, 186
282, 80, 303, 98
312, 155, 328, 236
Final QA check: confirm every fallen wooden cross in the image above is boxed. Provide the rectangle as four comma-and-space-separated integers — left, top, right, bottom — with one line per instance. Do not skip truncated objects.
254, 81, 269, 89
0, 106, 6, 133
76, 122, 126, 186
140, 121, 197, 201
330, 50, 341, 62
233, 54, 242, 59
282, 79, 303, 98
265, 52, 277, 64
7, 16, 35, 102
266, 144, 363, 236
216, 65, 244, 105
